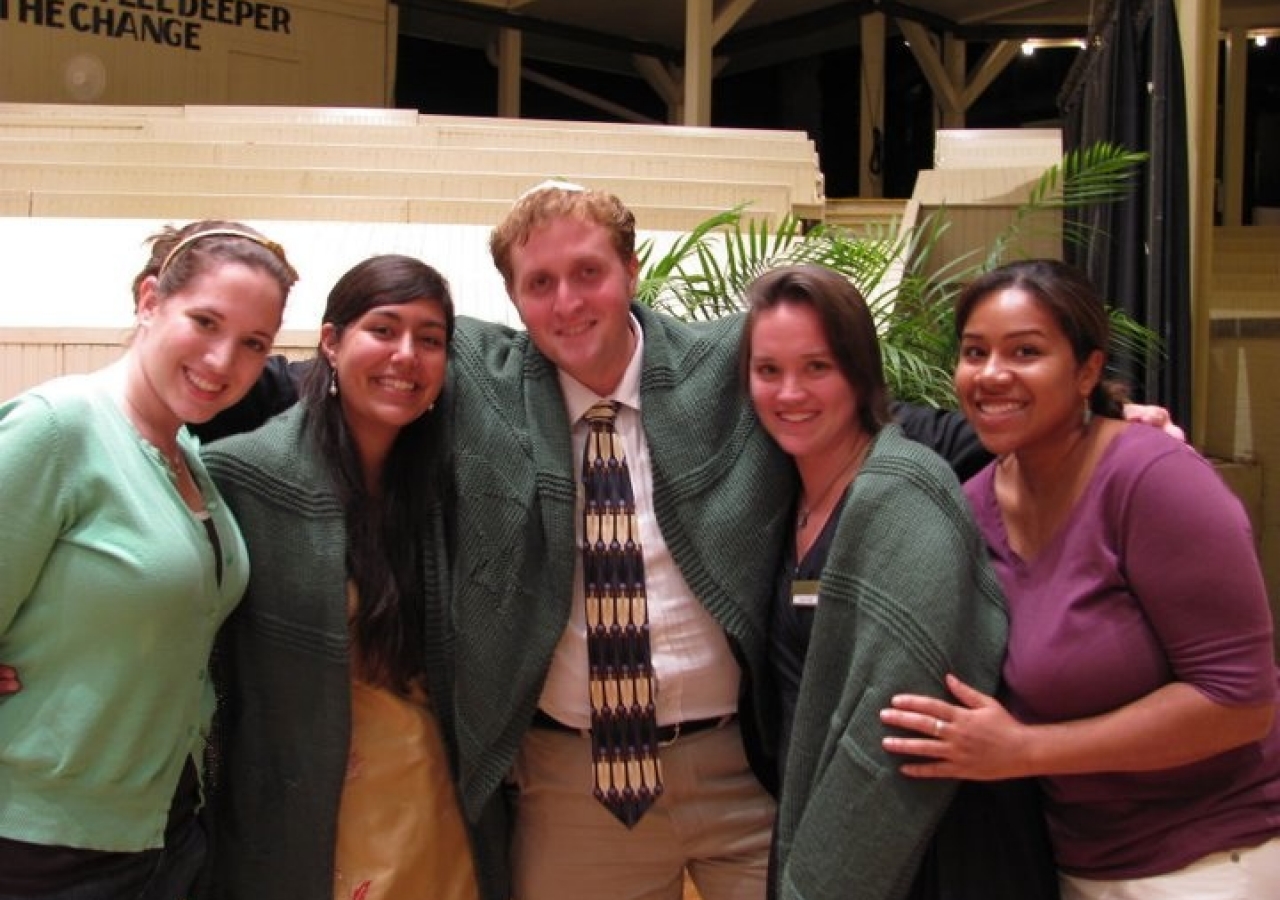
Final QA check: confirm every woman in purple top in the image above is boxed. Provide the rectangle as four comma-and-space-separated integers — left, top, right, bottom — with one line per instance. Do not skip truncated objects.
880, 259, 1280, 899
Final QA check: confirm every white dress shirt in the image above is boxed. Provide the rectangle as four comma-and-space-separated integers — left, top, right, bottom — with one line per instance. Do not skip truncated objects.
536, 317, 741, 728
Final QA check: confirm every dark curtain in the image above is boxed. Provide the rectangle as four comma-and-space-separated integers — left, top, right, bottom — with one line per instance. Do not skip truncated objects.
1058, 0, 1192, 429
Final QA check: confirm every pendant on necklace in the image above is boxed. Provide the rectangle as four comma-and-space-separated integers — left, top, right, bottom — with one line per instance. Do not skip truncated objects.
158, 446, 184, 483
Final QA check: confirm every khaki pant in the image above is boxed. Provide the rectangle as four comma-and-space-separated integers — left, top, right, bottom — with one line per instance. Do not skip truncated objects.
511, 721, 775, 900
1060, 835, 1280, 900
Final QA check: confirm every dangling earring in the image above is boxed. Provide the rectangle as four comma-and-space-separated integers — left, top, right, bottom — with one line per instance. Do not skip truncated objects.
328, 368, 338, 398
1082, 398, 1092, 427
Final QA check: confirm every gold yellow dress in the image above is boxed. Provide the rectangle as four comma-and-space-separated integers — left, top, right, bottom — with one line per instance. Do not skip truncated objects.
332, 587, 480, 900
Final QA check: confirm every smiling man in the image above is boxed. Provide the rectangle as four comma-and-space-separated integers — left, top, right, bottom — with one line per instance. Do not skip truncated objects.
445, 181, 792, 900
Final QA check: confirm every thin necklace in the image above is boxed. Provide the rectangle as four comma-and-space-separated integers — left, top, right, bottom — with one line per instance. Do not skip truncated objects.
797, 437, 870, 530
119, 392, 184, 478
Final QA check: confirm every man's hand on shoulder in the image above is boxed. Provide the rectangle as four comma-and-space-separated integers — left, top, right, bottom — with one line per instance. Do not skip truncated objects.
1121, 402, 1186, 442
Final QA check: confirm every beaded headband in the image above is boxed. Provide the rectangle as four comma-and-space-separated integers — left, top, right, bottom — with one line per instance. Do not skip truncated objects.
157, 227, 298, 282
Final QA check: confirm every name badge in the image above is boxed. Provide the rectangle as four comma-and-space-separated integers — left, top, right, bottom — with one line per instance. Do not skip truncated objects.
791, 579, 820, 608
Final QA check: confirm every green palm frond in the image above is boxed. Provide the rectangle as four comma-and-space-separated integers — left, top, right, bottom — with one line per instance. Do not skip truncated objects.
637, 208, 811, 320
1108, 304, 1164, 362
986, 141, 1148, 268
638, 141, 1158, 407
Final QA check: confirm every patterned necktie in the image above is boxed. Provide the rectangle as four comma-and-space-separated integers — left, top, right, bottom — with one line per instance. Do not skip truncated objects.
582, 400, 662, 828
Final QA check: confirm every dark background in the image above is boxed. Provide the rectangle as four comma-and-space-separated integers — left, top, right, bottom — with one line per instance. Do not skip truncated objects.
397, 34, 1280, 217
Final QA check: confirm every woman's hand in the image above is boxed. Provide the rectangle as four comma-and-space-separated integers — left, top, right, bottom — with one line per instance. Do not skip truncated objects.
880, 674, 1033, 781
885, 676, 1274, 782
1121, 402, 1185, 442
0, 664, 21, 698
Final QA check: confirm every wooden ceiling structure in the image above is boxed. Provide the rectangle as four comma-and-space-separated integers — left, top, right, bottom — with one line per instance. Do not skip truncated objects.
399, 1, 1273, 127
397, 1, 1273, 228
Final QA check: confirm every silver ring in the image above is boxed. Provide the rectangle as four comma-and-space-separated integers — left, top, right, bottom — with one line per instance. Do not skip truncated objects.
933, 718, 945, 737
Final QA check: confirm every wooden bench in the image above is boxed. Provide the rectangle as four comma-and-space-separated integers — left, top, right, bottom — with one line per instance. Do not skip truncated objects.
0, 102, 823, 225
0, 136, 823, 210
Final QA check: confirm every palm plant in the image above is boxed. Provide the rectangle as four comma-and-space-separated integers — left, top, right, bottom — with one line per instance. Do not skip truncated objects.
636, 141, 1155, 407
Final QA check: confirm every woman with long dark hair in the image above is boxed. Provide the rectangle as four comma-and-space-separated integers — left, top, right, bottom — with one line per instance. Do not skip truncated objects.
202, 254, 482, 900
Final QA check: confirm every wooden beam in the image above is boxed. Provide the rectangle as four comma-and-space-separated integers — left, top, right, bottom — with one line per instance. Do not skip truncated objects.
496, 28, 522, 118
1177, 0, 1220, 447
713, 0, 757, 45
1222, 27, 1248, 227
860, 12, 885, 198
384, 4, 399, 108
942, 34, 965, 129
959, 39, 1020, 109
898, 19, 962, 117
684, 0, 714, 125
632, 55, 683, 122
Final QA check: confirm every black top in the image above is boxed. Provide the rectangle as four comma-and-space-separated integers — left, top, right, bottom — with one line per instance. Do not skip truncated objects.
768, 408, 988, 782
191, 355, 309, 443
769, 489, 847, 780
890, 400, 992, 483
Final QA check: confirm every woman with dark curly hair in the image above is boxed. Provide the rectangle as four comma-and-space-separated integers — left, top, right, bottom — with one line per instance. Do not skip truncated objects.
884, 259, 1280, 899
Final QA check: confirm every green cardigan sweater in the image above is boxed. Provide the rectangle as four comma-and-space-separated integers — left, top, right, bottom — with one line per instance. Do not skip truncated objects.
444, 305, 795, 887
772, 425, 1008, 900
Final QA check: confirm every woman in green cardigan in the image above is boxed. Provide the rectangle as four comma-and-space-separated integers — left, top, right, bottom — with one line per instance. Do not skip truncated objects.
740, 264, 1017, 900
0, 220, 297, 900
